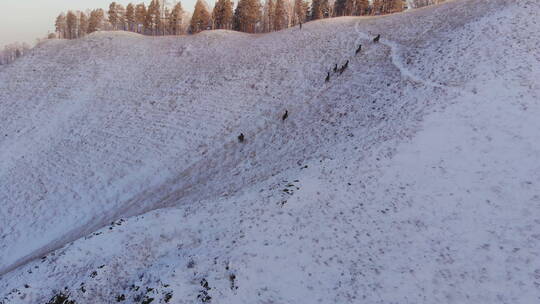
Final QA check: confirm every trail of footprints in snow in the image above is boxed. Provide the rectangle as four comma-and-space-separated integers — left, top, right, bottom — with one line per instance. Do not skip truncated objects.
358, 32, 476, 97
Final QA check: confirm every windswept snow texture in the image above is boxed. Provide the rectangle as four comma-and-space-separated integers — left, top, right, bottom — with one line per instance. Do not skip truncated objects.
1, 0, 540, 303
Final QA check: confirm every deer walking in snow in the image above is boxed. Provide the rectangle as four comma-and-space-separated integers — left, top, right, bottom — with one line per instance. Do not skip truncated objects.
339, 60, 349, 75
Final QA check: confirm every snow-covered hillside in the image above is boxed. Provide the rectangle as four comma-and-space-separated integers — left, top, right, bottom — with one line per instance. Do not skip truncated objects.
1, 0, 539, 303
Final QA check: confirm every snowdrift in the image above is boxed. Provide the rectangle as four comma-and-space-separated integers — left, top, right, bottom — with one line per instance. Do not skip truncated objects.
1, 0, 539, 303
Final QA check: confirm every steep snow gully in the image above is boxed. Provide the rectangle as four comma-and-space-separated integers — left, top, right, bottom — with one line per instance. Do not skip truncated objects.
2, 0, 540, 303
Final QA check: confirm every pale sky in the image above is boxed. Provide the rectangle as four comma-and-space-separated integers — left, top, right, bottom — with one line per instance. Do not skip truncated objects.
0, 0, 201, 48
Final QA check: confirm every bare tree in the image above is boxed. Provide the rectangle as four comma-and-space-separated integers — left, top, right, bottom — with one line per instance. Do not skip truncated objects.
0, 42, 31, 65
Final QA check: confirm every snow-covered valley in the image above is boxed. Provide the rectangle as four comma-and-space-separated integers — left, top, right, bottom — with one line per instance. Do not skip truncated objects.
1, 0, 540, 303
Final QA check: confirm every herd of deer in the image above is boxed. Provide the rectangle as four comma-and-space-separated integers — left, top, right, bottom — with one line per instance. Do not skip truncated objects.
238, 34, 381, 143
326, 34, 381, 83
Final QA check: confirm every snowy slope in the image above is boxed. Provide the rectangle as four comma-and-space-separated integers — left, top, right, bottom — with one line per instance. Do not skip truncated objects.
1, 0, 540, 303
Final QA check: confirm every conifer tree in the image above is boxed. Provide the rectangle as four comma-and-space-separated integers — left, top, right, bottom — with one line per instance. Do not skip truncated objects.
66, 11, 78, 39
302, 0, 310, 21
169, 2, 185, 34
292, 0, 305, 25
386, 0, 404, 13
149, 0, 163, 35
310, 0, 330, 20
333, 0, 344, 16
380, 0, 389, 14
310, 0, 321, 20
190, 0, 212, 33
371, 0, 383, 15
146, 0, 154, 34
273, 0, 287, 31
233, 0, 244, 31
268, 0, 276, 31
156, 3, 165, 35
261, 0, 275, 32
355, 0, 369, 15
116, 4, 127, 30
78, 12, 89, 37
126, 3, 136, 32
88, 9, 105, 33
234, 0, 262, 33
333, 0, 354, 16
163, 7, 171, 34
213, 0, 234, 30
135, 3, 148, 33
377, 0, 402, 14
146, 0, 159, 34
108, 2, 119, 30
345, 0, 355, 15
55, 13, 67, 39
247, 0, 262, 33
322, 0, 331, 18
